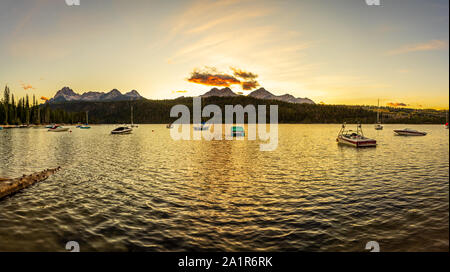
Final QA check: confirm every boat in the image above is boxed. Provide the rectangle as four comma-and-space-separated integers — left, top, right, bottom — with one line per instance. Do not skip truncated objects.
130, 105, 138, 128
45, 124, 55, 129
166, 123, 173, 129
231, 126, 245, 137
374, 99, 383, 130
194, 122, 209, 131
111, 126, 132, 134
336, 123, 377, 148
48, 125, 70, 132
393, 128, 427, 136
79, 111, 91, 129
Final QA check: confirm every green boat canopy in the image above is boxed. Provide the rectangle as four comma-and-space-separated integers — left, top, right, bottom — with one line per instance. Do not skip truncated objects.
231, 126, 244, 132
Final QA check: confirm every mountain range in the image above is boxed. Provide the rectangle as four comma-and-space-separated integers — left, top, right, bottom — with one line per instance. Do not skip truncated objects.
47, 87, 143, 103
48, 86, 314, 105
201, 87, 315, 104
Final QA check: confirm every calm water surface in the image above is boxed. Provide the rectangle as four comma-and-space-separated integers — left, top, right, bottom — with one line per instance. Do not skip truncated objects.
0, 124, 448, 251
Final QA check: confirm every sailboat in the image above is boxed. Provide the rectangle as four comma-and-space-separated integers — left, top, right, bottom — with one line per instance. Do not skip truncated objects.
80, 111, 91, 129
130, 105, 138, 128
374, 99, 383, 130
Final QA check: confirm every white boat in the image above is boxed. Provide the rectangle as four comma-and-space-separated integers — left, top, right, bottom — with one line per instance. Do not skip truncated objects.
393, 128, 427, 136
111, 126, 132, 134
336, 123, 377, 148
374, 99, 383, 130
48, 125, 69, 132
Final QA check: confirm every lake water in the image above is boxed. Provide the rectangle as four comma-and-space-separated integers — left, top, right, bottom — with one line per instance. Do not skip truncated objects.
0, 124, 448, 251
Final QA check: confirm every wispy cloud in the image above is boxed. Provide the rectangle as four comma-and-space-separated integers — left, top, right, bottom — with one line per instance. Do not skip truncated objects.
387, 39, 448, 55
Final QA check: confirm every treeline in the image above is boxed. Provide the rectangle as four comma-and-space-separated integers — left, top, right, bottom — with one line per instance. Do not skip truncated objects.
48, 96, 447, 124
0, 85, 84, 125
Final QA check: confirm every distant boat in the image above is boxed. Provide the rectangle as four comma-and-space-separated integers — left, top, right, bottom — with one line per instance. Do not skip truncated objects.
374, 99, 383, 130
45, 124, 55, 129
194, 122, 209, 131
80, 111, 91, 129
336, 123, 377, 148
231, 126, 245, 137
48, 125, 69, 132
111, 126, 132, 134
0, 127, 3, 131
394, 128, 427, 136
130, 105, 138, 128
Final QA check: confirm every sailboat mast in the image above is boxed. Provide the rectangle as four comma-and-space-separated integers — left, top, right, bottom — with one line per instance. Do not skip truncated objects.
131, 105, 133, 126
377, 99, 380, 123
86, 111, 89, 125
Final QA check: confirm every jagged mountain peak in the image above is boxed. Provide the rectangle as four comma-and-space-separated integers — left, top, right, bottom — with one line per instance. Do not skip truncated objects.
48, 87, 144, 103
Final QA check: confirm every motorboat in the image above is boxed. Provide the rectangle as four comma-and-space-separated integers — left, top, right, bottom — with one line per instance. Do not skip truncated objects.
336, 123, 377, 148
374, 99, 383, 130
48, 125, 70, 132
111, 126, 132, 134
393, 128, 427, 136
231, 126, 245, 137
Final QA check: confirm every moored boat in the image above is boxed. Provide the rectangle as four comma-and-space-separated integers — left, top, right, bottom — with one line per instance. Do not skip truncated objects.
393, 128, 427, 136
336, 123, 377, 148
48, 125, 70, 132
79, 111, 91, 129
111, 126, 132, 134
374, 99, 383, 130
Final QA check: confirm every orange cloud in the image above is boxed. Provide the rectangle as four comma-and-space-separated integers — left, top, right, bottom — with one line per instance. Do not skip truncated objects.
231, 67, 258, 80
241, 80, 260, 90
21, 82, 35, 90
187, 67, 260, 90
40, 96, 49, 101
387, 102, 408, 107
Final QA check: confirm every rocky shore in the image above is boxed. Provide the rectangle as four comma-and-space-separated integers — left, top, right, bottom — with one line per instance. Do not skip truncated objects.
0, 167, 61, 200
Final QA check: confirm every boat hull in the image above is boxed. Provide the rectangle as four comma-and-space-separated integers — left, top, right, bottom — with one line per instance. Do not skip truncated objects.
48, 128, 69, 132
111, 129, 132, 135
337, 136, 377, 148
394, 130, 427, 136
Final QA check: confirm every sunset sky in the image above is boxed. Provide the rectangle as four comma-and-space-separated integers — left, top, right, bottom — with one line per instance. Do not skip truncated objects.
0, 0, 448, 108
